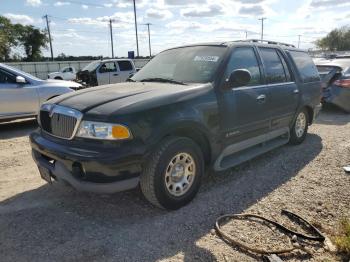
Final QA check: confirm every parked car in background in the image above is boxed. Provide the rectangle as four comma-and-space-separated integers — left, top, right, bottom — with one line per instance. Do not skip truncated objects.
30, 40, 322, 209
76, 59, 137, 87
315, 57, 350, 113
47, 66, 76, 81
0, 63, 80, 122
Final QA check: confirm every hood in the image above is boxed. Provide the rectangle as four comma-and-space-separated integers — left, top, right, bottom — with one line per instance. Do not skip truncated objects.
53, 82, 212, 116
43, 79, 81, 88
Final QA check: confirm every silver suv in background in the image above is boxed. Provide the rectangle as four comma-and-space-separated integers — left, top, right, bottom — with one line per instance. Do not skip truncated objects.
0, 63, 80, 122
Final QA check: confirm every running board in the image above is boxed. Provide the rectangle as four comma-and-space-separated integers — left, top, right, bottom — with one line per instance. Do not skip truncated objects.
214, 128, 290, 171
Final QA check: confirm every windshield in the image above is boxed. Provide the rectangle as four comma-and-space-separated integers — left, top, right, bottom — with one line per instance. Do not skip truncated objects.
132, 46, 227, 83
82, 61, 100, 72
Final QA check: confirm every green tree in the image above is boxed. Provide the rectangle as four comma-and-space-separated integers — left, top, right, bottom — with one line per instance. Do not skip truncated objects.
19, 25, 48, 61
0, 16, 18, 61
316, 26, 350, 51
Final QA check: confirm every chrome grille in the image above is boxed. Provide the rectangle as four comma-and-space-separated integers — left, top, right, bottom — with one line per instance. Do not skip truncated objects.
39, 105, 82, 139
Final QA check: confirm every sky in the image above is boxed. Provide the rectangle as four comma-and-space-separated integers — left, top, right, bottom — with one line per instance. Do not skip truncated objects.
1, 0, 350, 58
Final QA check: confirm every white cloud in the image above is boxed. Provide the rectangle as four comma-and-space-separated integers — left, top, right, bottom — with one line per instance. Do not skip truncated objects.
238, 5, 265, 16
4, 13, 35, 25
163, 0, 205, 5
54, 1, 71, 6
181, 4, 224, 17
68, 12, 135, 28
145, 8, 173, 20
82, 4, 88, 9
26, 0, 42, 7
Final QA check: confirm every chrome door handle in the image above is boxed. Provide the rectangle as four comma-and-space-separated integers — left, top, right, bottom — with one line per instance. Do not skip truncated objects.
256, 94, 266, 103
293, 89, 300, 94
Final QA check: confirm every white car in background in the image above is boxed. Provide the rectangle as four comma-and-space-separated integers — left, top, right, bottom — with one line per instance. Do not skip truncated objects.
47, 66, 76, 81
76, 59, 137, 86
0, 63, 81, 122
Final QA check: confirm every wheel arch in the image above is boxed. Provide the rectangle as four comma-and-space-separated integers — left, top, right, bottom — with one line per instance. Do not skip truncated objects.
148, 120, 213, 165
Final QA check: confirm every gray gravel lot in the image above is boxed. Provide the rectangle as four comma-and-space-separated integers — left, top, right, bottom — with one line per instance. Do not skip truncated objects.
0, 108, 349, 262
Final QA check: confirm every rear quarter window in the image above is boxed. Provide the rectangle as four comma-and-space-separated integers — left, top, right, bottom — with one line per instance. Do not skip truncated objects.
289, 51, 320, 83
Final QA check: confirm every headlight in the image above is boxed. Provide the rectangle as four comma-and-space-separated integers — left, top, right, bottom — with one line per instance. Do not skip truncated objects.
76, 121, 132, 140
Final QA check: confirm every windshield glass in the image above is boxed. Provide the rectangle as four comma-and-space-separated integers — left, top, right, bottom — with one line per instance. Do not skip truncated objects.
82, 61, 100, 72
132, 46, 227, 83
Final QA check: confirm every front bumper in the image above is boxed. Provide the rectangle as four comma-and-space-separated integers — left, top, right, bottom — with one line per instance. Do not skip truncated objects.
30, 131, 144, 193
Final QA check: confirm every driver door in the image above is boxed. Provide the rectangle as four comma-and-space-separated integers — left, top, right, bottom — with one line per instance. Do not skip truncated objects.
97, 61, 118, 85
219, 46, 270, 146
0, 68, 39, 119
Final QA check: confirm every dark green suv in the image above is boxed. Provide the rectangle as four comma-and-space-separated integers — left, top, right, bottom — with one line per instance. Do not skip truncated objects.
30, 40, 322, 209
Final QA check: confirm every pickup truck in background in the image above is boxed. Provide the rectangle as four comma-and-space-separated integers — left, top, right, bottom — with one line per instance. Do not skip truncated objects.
48, 66, 77, 81
76, 59, 137, 87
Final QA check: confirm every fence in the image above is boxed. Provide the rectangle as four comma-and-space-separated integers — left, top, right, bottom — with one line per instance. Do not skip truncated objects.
5, 59, 150, 80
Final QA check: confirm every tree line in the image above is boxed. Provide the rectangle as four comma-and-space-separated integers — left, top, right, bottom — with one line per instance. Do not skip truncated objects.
0, 16, 48, 62
315, 26, 350, 51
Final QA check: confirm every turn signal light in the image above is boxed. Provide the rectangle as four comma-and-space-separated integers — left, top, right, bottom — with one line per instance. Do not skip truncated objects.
112, 125, 131, 139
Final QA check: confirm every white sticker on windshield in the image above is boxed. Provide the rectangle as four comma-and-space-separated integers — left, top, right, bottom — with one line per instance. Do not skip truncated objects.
194, 56, 219, 62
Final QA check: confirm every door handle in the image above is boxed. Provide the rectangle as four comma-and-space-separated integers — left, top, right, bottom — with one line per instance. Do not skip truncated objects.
113, 73, 119, 76
293, 89, 300, 94
256, 94, 266, 103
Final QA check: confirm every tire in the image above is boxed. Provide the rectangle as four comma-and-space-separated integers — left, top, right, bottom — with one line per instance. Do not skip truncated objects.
289, 108, 309, 145
140, 136, 204, 210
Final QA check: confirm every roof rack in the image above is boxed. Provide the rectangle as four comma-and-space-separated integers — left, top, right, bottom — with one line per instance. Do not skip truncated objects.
233, 39, 296, 48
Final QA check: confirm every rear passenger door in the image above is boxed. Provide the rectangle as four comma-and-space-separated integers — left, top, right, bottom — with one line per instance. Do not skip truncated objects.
97, 62, 118, 85
117, 60, 135, 82
220, 46, 270, 146
258, 47, 299, 130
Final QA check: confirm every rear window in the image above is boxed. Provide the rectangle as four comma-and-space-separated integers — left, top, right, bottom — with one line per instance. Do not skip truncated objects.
259, 48, 288, 84
118, 61, 133, 71
289, 51, 320, 83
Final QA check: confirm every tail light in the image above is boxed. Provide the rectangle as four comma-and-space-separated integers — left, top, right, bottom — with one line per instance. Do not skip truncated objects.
334, 79, 350, 88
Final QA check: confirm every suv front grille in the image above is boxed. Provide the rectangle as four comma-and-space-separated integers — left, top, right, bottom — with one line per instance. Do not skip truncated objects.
39, 105, 82, 139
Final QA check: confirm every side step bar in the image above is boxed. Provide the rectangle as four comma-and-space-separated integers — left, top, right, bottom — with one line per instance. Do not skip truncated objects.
214, 128, 290, 171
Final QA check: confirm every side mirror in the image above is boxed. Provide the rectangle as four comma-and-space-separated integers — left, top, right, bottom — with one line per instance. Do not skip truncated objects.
16, 76, 26, 84
226, 69, 251, 88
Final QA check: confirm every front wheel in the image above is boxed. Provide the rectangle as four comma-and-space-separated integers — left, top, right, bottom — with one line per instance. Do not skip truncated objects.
140, 136, 204, 210
289, 109, 309, 145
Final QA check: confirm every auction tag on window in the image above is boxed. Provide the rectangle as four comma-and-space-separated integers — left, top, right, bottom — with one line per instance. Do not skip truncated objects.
194, 56, 219, 62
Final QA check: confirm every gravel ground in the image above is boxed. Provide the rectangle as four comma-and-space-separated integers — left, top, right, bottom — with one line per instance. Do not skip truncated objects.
0, 108, 349, 262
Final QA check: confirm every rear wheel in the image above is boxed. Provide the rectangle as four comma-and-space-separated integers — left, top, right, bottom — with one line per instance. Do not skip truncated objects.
140, 136, 204, 210
289, 108, 309, 145
54, 77, 63, 80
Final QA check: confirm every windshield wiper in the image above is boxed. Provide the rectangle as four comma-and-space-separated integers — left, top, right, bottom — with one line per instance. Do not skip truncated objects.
139, 77, 187, 85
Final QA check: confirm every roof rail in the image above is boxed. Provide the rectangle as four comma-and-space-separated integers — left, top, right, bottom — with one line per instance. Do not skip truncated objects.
233, 39, 296, 48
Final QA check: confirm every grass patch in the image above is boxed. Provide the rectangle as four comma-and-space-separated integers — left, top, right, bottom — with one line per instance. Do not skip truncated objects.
333, 218, 350, 257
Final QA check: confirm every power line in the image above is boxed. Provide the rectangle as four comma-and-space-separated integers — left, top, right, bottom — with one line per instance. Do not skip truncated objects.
133, 0, 139, 57
258, 17, 267, 41
109, 19, 115, 58
43, 14, 54, 61
145, 23, 152, 58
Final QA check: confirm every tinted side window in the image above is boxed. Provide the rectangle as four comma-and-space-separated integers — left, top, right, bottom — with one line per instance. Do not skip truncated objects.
99, 62, 117, 73
225, 47, 261, 86
0, 69, 16, 84
289, 51, 320, 83
118, 61, 133, 71
259, 48, 287, 84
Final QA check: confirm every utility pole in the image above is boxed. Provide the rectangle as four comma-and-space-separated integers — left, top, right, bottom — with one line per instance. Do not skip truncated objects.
298, 34, 301, 48
109, 19, 114, 58
133, 0, 139, 57
43, 15, 53, 61
145, 23, 152, 57
258, 17, 266, 42
245, 30, 248, 39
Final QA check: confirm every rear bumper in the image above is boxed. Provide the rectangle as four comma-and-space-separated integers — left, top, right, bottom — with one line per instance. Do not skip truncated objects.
30, 131, 143, 193
323, 86, 350, 112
